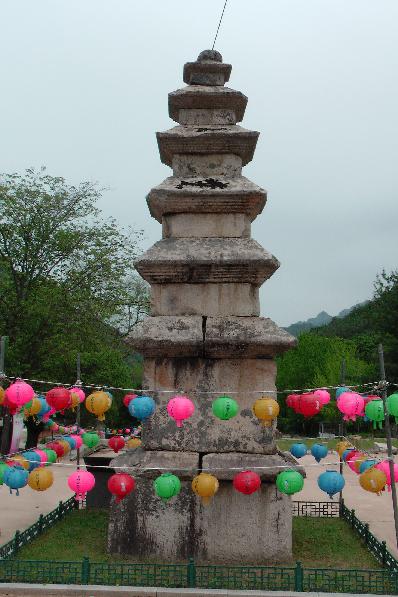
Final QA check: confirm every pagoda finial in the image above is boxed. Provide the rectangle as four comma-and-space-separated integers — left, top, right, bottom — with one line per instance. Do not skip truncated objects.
183, 50, 231, 86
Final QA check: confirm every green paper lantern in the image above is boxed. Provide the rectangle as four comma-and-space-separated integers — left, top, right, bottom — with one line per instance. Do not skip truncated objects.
212, 395, 239, 420
387, 393, 398, 424
0, 462, 10, 485
365, 400, 385, 429
82, 432, 100, 449
276, 470, 304, 495
154, 472, 181, 501
42, 448, 57, 465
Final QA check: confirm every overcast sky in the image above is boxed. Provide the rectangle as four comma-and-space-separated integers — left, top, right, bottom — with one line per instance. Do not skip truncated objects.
1, 0, 397, 326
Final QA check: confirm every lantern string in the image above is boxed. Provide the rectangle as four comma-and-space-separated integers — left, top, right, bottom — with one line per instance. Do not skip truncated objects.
2, 374, 383, 396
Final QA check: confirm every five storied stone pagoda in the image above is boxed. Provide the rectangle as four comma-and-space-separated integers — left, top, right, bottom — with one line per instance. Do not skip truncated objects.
108, 50, 297, 563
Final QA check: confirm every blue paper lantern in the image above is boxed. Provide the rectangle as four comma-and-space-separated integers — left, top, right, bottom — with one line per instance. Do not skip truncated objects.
22, 451, 41, 472
311, 443, 328, 463
290, 443, 308, 459
37, 395, 51, 418
128, 395, 156, 421
342, 448, 355, 461
3, 466, 29, 495
359, 459, 377, 474
336, 387, 350, 400
317, 470, 345, 499
62, 436, 77, 450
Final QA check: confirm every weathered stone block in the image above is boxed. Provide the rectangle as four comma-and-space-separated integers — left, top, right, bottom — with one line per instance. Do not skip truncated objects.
172, 154, 242, 178
168, 85, 247, 124
140, 357, 278, 454
147, 175, 267, 222
150, 284, 259, 317
162, 214, 250, 239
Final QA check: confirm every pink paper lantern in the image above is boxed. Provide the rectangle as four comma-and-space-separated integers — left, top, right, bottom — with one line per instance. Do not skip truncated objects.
33, 449, 48, 467
69, 387, 86, 403
123, 394, 137, 408
167, 395, 195, 427
314, 389, 331, 405
375, 460, 398, 492
70, 435, 83, 449
337, 392, 364, 421
346, 452, 362, 473
5, 381, 35, 414
68, 470, 95, 501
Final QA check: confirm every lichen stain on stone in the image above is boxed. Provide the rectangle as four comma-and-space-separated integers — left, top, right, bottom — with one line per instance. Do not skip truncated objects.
175, 178, 228, 190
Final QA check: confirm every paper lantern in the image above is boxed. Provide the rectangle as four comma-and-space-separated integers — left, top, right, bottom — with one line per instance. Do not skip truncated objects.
68, 470, 95, 501
69, 392, 80, 410
128, 395, 156, 421
85, 391, 112, 421
28, 468, 54, 491
46, 387, 71, 412
82, 432, 100, 449
167, 395, 195, 427
314, 389, 331, 405
359, 459, 377, 474
0, 386, 4, 405
108, 436, 125, 453
286, 394, 300, 412
317, 470, 345, 499
58, 440, 71, 455
360, 467, 387, 494
45, 441, 64, 459
252, 397, 280, 427
212, 395, 239, 420
347, 452, 364, 473
36, 395, 51, 418
365, 400, 385, 429
337, 392, 364, 422
342, 448, 356, 461
127, 437, 142, 449
7, 455, 29, 470
69, 387, 85, 403
154, 473, 181, 501
22, 451, 42, 471
3, 466, 29, 495
5, 381, 35, 414
387, 392, 398, 423
336, 441, 352, 458
192, 473, 219, 505
0, 462, 10, 484
33, 449, 49, 466
70, 434, 83, 449
233, 470, 261, 495
276, 470, 304, 495
336, 386, 350, 399
42, 449, 57, 464
123, 393, 137, 408
364, 394, 379, 405
62, 436, 77, 450
311, 443, 328, 463
297, 393, 322, 418
24, 397, 42, 417
375, 460, 398, 492
290, 443, 307, 459
108, 473, 135, 502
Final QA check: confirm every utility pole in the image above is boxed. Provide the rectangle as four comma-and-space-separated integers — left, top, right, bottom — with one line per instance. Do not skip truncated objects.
0, 336, 11, 456
378, 344, 398, 550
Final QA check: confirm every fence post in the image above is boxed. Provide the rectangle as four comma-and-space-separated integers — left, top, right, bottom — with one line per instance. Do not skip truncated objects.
364, 523, 370, 545
82, 556, 90, 584
187, 558, 196, 588
38, 514, 44, 535
351, 509, 355, 526
382, 541, 387, 566
13, 530, 20, 556
294, 561, 303, 592
58, 500, 64, 518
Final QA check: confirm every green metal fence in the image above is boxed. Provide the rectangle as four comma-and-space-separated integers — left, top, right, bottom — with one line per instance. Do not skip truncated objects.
1, 498, 398, 593
0, 497, 78, 560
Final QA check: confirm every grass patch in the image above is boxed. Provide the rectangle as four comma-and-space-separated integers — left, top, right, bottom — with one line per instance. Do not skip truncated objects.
15, 509, 380, 569
292, 517, 378, 568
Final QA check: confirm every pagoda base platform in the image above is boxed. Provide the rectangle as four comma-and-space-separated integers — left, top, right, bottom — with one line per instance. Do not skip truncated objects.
107, 449, 294, 563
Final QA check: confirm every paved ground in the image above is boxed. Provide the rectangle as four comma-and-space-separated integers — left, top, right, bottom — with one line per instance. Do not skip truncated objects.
1, 447, 398, 559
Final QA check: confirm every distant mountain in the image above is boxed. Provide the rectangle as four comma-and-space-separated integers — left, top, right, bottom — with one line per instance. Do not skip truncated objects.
285, 303, 367, 337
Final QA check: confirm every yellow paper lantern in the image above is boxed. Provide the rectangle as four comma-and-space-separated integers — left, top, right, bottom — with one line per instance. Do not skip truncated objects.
8, 454, 29, 470
354, 456, 367, 474
85, 391, 112, 421
127, 437, 142, 449
28, 467, 54, 491
58, 440, 71, 455
192, 472, 219, 505
336, 441, 352, 458
359, 467, 387, 495
252, 396, 280, 427
69, 392, 80, 410
0, 386, 5, 405
24, 397, 42, 417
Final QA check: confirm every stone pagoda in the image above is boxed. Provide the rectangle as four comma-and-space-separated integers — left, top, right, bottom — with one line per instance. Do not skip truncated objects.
108, 50, 297, 563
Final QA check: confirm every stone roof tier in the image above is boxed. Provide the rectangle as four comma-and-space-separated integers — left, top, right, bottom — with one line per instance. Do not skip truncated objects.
168, 85, 248, 124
